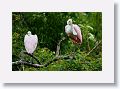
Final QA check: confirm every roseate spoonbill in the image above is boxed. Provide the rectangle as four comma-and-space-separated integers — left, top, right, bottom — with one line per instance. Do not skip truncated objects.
24, 31, 38, 54
65, 19, 82, 44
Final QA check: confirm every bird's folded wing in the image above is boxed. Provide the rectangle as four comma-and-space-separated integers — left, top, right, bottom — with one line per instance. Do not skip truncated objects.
73, 24, 82, 43
73, 29, 77, 35
73, 25, 77, 35
34, 35, 38, 48
24, 34, 28, 44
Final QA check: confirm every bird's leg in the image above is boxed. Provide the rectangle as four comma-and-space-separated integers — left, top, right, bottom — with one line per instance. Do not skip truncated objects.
22, 64, 24, 71
71, 42, 77, 55
77, 43, 81, 50
31, 54, 41, 64
30, 57, 34, 64
26, 53, 34, 64
75, 44, 79, 52
24, 52, 41, 64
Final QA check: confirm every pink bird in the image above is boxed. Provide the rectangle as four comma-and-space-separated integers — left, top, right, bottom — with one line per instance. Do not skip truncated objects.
24, 31, 41, 64
24, 31, 38, 55
65, 19, 82, 44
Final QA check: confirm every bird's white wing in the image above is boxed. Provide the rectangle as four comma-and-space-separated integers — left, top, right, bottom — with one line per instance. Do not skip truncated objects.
24, 34, 31, 53
33, 34, 38, 50
65, 25, 72, 34
65, 25, 68, 33
24, 34, 28, 45
72, 29, 77, 35
72, 25, 77, 35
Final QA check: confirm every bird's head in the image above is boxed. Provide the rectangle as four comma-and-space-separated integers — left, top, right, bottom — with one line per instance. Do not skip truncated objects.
27, 31, 32, 36
67, 19, 73, 25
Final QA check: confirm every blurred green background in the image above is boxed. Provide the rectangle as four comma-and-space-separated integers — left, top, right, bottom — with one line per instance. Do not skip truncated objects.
12, 12, 102, 71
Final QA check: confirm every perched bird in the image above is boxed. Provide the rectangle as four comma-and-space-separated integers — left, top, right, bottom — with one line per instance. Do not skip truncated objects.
65, 19, 82, 44
24, 31, 38, 55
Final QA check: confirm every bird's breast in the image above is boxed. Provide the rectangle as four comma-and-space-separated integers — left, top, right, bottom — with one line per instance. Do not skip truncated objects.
65, 25, 73, 34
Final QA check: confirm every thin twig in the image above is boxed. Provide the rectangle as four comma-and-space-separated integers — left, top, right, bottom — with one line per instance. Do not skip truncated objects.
86, 41, 101, 57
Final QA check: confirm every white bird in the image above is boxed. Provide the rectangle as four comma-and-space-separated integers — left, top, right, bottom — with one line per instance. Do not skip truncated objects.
24, 31, 38, 55
65, 19, 82, 44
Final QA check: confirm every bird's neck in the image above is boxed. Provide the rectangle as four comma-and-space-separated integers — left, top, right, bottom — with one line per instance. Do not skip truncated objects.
69, 24, 73, 27
28, 33, 32, 36
70, 24, 74, 29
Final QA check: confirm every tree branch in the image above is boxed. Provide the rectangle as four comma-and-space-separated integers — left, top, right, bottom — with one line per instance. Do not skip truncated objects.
12, 60, 44, 68
44, 55, 73, 67
12, 55, 73, 68
56, 37, 65, 56
86, 40, 102, 57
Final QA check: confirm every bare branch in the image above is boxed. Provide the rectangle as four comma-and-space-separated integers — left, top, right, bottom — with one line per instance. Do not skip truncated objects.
12, 60, 44, 68
56, 37, 65, 56
86, 41, 102, 57
12, 55, 73, 68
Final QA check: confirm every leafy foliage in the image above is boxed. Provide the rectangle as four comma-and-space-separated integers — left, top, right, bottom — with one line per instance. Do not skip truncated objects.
12, 12, 102, 71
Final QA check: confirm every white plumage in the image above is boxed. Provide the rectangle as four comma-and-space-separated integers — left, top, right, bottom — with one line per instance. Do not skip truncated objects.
24, 31, 38, 54
65, 19, 77, 36
65, 19, 82, 44
65, 24, 77, 36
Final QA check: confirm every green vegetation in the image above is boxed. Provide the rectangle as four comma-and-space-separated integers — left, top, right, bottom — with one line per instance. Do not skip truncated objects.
12, 12, 102, 71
